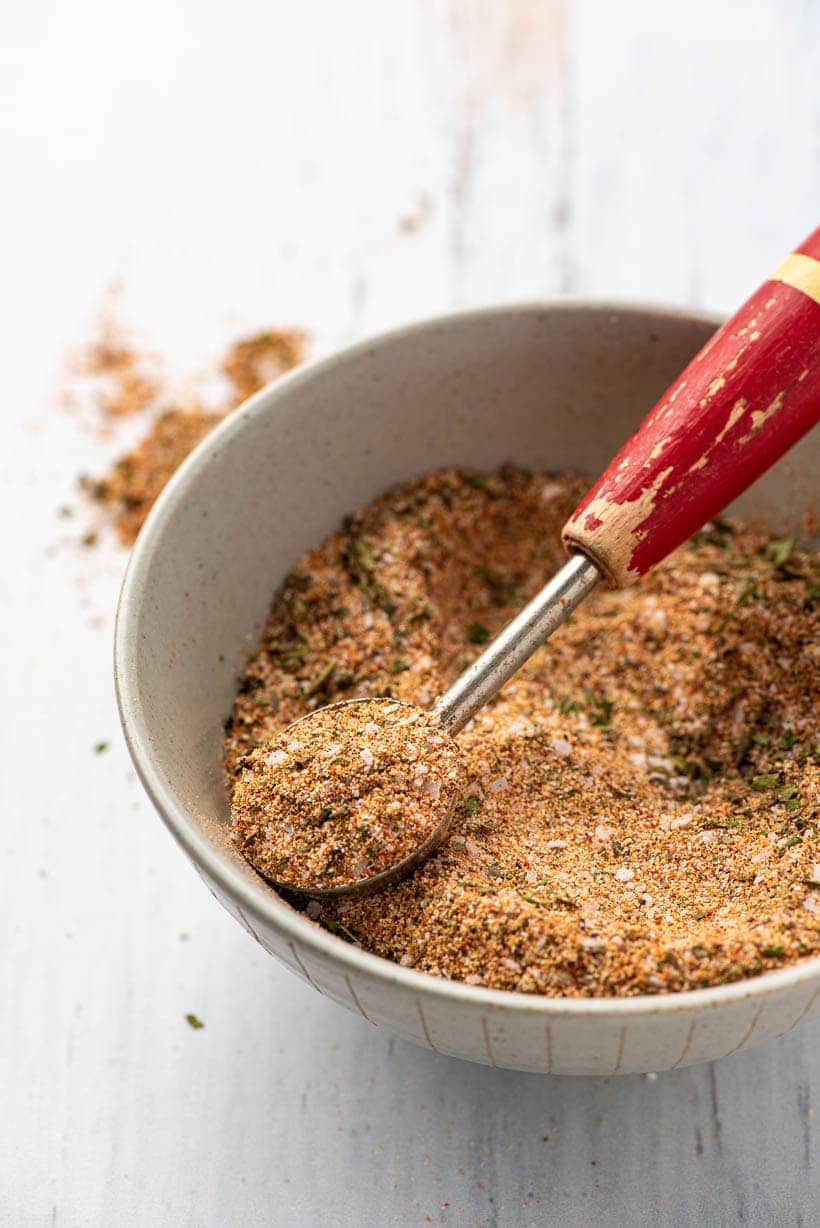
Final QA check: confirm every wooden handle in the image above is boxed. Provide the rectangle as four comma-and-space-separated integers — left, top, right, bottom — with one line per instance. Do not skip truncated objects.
562, 227, 820, 586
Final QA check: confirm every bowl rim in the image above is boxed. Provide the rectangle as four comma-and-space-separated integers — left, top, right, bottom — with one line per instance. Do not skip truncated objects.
115, 298, 820, 1020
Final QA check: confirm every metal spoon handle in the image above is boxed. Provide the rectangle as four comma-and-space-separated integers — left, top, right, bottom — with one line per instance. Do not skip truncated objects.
432, 553, 600, 735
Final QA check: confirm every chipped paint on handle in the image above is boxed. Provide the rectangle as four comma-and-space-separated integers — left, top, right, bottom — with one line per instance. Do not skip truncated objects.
563, 227, 820, 586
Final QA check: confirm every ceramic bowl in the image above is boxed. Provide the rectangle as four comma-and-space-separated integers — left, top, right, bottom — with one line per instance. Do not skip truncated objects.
115, 303, 819, 1075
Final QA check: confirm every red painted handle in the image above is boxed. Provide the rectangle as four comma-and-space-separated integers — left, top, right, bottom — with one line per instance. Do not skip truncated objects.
563, 227, 820, 586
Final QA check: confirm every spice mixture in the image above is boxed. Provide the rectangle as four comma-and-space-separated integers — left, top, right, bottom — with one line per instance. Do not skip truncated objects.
231, 698, 463, 891
69, 324, 160, 419
82, 408, 223, 545
224, 467, 819, 997
76, 317, 305, 543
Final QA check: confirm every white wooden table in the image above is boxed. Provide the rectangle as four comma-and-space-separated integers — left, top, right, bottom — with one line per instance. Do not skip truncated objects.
2, 2, 818, 1223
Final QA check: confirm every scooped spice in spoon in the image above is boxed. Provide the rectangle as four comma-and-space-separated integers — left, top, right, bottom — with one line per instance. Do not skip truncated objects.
231, 698, 463, 895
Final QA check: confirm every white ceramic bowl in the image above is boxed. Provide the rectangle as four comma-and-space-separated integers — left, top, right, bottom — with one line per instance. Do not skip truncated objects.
115, 303, 820, 1075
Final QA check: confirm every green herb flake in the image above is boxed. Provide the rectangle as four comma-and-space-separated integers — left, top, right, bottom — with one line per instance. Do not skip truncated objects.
586, 692, 614, 729
761, 945, 784, 959
306, 659, 337, 696
93, 740, 109, 755
766, 537, 795, 569
467, 621, 491, 645
354, 537, 375, 572
480, 566, 516, 606
391, 658, 410, 674
409, 602, 437, 623
462, 795, 481, 817
715, 578, 756, 634
466, 473, 489, 490
457, 880, 497, 894
751, 773, 780, 792
783, 836, 802, 849
751, 732, 769, 746
185, 1013, 205, 1030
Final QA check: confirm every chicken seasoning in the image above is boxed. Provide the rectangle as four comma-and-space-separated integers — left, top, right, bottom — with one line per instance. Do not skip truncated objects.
231, 699, 462, 891
66, 293, 162, 420
78, 323, 306, 543
224, 467, 819, 997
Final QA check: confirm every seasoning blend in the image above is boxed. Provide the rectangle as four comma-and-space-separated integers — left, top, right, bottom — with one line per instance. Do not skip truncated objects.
225, 466, 819, 996
224, 228, 820, 994
77, 325, 306, 543
231, 698, 463, 894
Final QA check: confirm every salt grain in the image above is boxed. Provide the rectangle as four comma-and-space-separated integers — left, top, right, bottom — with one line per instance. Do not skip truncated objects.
669, 814, 694, 831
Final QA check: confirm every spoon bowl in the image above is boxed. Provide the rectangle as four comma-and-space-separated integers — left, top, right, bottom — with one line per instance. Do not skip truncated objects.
230, 697, 464, 898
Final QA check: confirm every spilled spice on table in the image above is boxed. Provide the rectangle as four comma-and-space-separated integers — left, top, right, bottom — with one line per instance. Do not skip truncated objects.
65, 292, 161, 420
81, 407, 222, 545
73, 310, 306, 544
221, 330, 305, 403
225, 467, 819, 998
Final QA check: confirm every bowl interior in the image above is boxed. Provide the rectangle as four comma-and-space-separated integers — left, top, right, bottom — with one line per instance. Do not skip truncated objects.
117, 302, 818, 937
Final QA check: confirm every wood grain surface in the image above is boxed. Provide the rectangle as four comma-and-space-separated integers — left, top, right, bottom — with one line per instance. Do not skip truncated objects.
1, 1, 818, 1224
